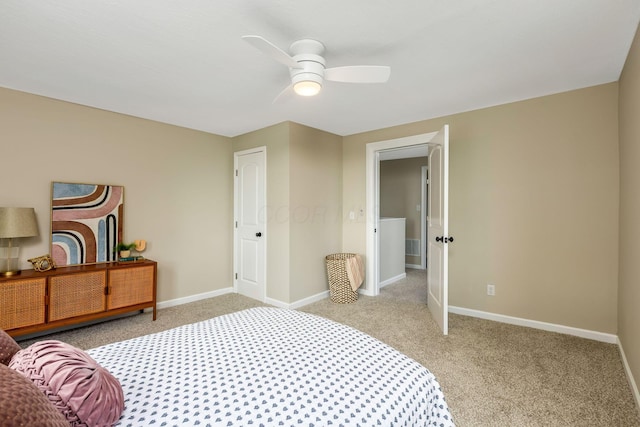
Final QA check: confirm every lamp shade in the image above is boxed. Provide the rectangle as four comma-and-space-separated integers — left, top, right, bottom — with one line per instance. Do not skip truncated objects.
0, 208, 39, 238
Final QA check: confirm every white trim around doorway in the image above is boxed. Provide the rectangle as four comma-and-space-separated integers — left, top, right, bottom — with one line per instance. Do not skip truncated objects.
364, 132, 437, 297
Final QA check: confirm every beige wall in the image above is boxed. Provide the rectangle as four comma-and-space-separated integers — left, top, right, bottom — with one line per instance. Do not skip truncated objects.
232, 122, 342, 304
343, 83, 620, 334
0, 87, 233, 303
289, 123, 343, 302
380, 157, 428, 266
2, 58, 632, 361
1, 89, 342, 308
618, 22, 640, 401
232, 122, 291, 303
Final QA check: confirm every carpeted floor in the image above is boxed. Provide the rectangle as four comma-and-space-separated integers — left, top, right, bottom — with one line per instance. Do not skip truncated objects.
18, 269, 640, 426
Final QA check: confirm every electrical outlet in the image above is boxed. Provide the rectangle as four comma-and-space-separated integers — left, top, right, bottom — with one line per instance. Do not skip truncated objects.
487, 284, 495, 296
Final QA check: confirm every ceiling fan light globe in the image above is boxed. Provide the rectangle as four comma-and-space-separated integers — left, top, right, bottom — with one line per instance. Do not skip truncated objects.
294, 80, 322, 96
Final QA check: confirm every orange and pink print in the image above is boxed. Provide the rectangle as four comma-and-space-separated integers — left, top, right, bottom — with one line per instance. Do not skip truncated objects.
51, 182, 123, 266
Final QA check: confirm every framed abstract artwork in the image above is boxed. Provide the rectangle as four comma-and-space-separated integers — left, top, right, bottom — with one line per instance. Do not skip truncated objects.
51, 182, 123, 266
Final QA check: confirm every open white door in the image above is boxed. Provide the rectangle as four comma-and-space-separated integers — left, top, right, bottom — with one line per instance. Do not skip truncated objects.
234, 148, 266, 302
427, 125, 450, 335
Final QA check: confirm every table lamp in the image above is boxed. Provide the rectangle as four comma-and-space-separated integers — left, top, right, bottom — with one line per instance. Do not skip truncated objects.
0, 207, 39, 276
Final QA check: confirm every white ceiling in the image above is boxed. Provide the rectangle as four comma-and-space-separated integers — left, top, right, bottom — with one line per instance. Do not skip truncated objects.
1, 1, 639, 137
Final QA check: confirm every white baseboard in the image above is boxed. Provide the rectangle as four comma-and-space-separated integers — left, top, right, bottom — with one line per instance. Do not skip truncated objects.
158, 291, 618, 344
448, 306, 618, 344
266, 290, 331, 309
264, 297, 288, 309
290, 290, 330, 309
157, 286, 329, 312
358, 287, 374, 296
156, 287, 234, 310
405, 264, 423, 269
380, 273, 407, 288
618, 337, 640, 411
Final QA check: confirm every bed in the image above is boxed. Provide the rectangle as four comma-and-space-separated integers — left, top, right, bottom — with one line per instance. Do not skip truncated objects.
84, 307, 454, 426
1, 307, 453, 426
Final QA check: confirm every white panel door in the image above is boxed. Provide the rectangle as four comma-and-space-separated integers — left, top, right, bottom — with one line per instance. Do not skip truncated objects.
235, 148, 266, 302
427, 125, 450, 335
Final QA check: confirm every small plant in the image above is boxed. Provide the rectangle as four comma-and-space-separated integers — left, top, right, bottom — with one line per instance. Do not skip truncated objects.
114, 242, 136, 252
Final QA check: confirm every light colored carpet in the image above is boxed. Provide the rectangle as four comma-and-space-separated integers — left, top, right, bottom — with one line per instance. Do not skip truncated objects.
18, 269, 640, 426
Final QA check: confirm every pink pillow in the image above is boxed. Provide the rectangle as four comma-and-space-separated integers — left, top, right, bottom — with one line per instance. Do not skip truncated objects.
9, 340, 124, 427
0, 328, 21, 365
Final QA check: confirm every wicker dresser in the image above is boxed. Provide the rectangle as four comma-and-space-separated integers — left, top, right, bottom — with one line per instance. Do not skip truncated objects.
0, 260, 156, 337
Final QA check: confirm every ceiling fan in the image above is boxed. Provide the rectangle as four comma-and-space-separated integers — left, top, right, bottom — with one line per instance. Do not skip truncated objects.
242, 35, 391, 101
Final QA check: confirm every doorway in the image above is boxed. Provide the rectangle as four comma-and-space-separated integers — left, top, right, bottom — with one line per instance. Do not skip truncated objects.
378, 154, 428, 274
365, 126, 450, 334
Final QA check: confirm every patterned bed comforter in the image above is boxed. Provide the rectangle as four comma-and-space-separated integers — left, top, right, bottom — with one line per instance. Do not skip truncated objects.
88, 307, 454, 427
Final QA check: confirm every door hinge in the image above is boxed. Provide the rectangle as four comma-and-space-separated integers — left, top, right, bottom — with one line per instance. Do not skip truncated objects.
235, 273, 238, 280
235, 169, 238, 177
374, 228, 377, 233
235, 221, 238, 228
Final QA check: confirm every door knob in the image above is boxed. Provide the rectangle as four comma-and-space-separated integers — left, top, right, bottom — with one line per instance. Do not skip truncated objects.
436, 236, 454, 243
256, 232, 262, 237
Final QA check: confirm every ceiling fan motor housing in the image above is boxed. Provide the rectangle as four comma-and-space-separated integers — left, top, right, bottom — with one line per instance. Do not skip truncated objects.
289, 39, 327, 89
289, 54, 325, 88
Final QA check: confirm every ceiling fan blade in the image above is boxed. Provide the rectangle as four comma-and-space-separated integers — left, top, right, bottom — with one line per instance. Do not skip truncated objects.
272, 84, 294, 104
242, 35, 301, 69
324, 65, 391, 83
